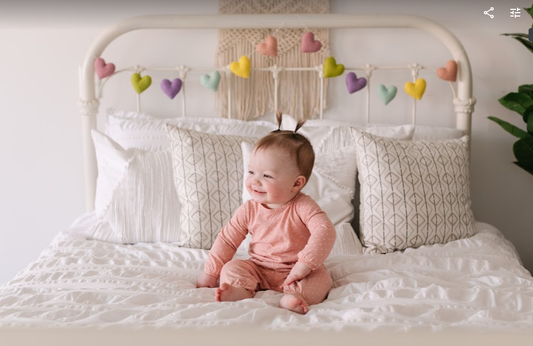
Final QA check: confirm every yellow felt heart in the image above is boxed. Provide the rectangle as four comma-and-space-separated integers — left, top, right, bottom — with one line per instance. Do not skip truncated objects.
404, 78, 426, 100
323, 57, 344, 78
230, 56, 251, 78
131, 73, 152, 94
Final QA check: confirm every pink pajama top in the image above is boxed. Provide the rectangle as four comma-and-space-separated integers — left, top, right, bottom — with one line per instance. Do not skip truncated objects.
204, 193, 336, 278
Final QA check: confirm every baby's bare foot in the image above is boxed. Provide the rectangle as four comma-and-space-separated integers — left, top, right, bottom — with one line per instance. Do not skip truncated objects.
215, 283, 253, 302
279, 293, 309, 314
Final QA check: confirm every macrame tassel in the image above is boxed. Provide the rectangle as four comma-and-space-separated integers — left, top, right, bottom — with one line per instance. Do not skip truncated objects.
216, 0, 331, 121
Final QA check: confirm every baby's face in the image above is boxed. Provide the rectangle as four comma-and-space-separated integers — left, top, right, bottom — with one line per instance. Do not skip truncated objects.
245, 147, 303, 209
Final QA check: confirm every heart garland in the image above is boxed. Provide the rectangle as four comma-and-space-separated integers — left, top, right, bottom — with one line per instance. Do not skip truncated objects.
94, 58, 115, 79
131, 73, 152, 94
323, 57, 344, 78
404, 78, 427, 100
200, 71, 221, 92
257, 35, 278, 57
161, 78, 182, 99
346, 72, 367, 94
230, 56, 252, 78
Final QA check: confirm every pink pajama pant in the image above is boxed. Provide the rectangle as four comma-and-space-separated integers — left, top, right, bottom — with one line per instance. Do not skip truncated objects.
220, 259, 332, 306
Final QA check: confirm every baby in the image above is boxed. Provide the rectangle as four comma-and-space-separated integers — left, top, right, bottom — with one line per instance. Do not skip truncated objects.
197, 114, 336, 314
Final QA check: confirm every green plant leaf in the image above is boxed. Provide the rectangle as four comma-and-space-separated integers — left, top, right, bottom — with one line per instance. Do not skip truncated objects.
529, 112, 533, 135
513, 136, 533, 170
488, 116, 530, 138
524, 105, 533, 123
501, 33, 529, 38
514, 162, 533, 175
519, 84, 533, 99
499, 92, 533, 116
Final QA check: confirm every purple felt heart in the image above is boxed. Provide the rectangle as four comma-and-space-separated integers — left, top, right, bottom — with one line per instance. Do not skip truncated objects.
161, 78, 182, 99
346, 72, 367, 94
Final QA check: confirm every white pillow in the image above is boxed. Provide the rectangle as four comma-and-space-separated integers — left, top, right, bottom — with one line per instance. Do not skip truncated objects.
166, 125, 259, 250
328, 223, 364, 257
280, 114, 415, 152
88, 131, 180, 244
241, 141, 357, 226
352, 129, 476, 254
105, 108, 277, 151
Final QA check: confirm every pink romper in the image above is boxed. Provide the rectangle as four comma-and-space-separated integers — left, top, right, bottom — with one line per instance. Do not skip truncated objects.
204, 193, 336, 305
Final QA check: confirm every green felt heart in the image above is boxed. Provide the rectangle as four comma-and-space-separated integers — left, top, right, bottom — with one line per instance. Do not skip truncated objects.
200, 71, 221, 92
323, 57, 344, 78
131, 73, 152, 94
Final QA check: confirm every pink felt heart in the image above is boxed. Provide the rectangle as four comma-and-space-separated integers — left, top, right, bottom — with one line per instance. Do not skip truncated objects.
257, 35, 278, 57
301, 32, 322, 53
94, 58, 115, 79
161, 78, 182, 99
437, 60, 457, 82
346, 72, 367, 94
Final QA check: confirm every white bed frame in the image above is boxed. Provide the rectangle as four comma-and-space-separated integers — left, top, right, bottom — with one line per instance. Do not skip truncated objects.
78, 14, 476, 211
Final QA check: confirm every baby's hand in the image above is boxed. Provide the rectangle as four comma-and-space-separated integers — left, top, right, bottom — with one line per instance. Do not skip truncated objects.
282, 262, 312, 289
197, 273, 218, 288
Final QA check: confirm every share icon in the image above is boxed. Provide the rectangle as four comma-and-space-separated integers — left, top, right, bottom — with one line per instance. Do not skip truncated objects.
484, 7, 494, 19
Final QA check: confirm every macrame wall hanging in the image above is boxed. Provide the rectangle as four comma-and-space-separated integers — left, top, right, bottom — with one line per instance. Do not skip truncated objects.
216, 0, 330, 120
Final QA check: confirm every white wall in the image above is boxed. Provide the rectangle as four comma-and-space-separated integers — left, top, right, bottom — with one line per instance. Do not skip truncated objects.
1, 0, 532, 286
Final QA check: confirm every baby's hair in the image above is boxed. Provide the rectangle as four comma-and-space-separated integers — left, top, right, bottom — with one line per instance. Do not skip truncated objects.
254, 112, 315, 183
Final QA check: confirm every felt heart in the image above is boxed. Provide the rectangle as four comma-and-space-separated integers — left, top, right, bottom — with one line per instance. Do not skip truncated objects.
200, 71, 221, 92
257, 35, 278, 57
346, 72, 367, 94
161, 78, 182, 99
437, 60, 458, 82
230, 56, 251, 78
301, 32, 322, 53
377, 84, 397, 105
94, 57, 115, 79
323, 57, 344, 78
404, 78, 426, 100
131, 73, 152, 94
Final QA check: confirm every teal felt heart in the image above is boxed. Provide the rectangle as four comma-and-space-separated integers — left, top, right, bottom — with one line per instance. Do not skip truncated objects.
200, 71, 221, 92
377, 84, 397, 105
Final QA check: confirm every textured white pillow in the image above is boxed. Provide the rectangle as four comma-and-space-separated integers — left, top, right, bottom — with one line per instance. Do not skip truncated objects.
106, 108, 277, 151
166, 124, 258, 250
88, 131, 180, 244
352, 129, 476, 254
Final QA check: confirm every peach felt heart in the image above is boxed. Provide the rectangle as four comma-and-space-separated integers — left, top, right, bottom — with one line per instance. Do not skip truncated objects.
404, 78, 426, 100
200, 71, 221, 92
301, 32, 322, 53
257, 35, 278, 57
131, 73, 152, 94
323, 57, 344, 78
94, 58, 115, 79
437, 60, 458, 82
230, 56, 251, 78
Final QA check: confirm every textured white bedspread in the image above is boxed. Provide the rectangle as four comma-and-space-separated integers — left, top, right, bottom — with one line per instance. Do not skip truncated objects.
0, 213, 532, 331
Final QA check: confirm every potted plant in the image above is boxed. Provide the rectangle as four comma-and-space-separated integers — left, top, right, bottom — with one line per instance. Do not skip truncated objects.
488, 4, 533, 175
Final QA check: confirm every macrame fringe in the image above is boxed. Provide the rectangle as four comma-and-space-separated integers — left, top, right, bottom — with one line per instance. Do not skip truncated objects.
216, 0, 330, 121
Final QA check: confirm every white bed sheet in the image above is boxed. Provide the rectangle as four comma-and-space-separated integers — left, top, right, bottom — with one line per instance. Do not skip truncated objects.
0, 213, 532, 331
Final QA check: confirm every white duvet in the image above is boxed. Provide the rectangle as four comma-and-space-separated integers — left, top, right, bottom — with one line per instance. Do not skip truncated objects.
0, 213, 532, 331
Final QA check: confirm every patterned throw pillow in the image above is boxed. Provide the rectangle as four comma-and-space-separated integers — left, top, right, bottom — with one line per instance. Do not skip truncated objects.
352, 130, 475, 253
166, 124, 257, 249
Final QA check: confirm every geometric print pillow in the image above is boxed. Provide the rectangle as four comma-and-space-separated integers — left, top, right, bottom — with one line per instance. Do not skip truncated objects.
352, 130, 476, 254
166, 124, 258, 249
